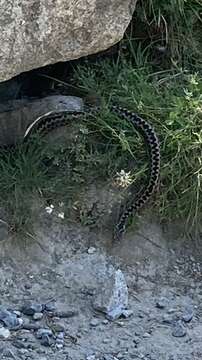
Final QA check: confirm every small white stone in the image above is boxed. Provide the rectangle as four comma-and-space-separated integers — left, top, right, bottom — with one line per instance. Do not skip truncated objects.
86, 356, 96, 360
122, 309, 133, 318
103, 338, 110, 344
0, 327, 11, 339
13, 310, 21, 317
90, 318, 99, 327
143, 332, 151, 338
87, 247, 96, 254
33, 312, 43, 320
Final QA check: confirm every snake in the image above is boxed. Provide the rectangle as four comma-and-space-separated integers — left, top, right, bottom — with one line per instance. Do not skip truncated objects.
23, 104, 160, 240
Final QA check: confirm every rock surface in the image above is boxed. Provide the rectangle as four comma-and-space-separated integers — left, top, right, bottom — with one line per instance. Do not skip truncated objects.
0, 95, 84, 147
93, 268, 128, 320
0, 191, 201, 358
0, 0, 137, 82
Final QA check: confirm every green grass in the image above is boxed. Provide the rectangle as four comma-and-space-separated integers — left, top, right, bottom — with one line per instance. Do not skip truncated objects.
73, 60, 202, 228
0, 114, 149, 233
0, 0, 201, 234
133, 0, 202, 67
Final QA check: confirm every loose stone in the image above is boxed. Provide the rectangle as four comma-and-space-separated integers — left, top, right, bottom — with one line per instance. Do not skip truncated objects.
87, 247, 96, 254
23, 322, 41, 331
44, 303, 56, 312
122, 309, 134, 318
90, 318, 100, 327
33, 312, 43, 321
54, 310, 78, 318
21, 303, 43, 316
156, 297, 168, 309
172, 321, 187, 337
40, 334, 52, 347
36, 328, 53, 339
93, 269, 128, 321
182, 307, 194, 323
0, 309, 22, 330
163, 314, 174, 324
0, 327, 11, 339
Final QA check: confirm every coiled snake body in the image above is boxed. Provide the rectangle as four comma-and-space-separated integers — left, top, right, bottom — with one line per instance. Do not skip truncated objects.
23, 104, 160, 240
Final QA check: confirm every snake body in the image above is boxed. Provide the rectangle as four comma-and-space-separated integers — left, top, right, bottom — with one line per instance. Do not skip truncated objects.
23, 104, 160, 239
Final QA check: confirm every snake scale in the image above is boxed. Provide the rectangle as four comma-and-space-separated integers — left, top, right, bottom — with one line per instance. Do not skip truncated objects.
23, 104, 160, 240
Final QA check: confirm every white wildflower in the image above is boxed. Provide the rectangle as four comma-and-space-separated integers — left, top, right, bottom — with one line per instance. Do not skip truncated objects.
184, 88, 193, 100
58, 212, 65, 219
115, 169, 132, 188
189, 75, 198, 86
45, 204, 54, 214
80, 125, 89, 135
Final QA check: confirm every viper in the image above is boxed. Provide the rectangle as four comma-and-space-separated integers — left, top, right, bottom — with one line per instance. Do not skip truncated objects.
23, 104, 160, 240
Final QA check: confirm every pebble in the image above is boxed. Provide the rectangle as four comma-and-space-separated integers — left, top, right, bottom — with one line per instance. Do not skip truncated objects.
86, 356, 96, 360
116, 321, 125, 327
57, 331, 65, 340
122, 309, 133, 318
44, 302, 56, 312
51, 322, 65, 332
163, 314, 174, 324
106, 305, 126, 321
168, 308, 176, 314
0, 309, 23, 330
33, 312, 43, 321
182, 307, 194, 323
40, 334, 52, 347
102, 319, 109, 325
36, 328, 53, 339
54, 310, 78, 318
0, 327, 11, 339
143, 332, 151, 338
133, 336, 140, 344
156, 297, 168, 309
22, 321, 41, 330
87, 247, 96, 254
90, 318, 100, 327
21, 302, 43, 316
13, 310, 21, 317
172, 321, 187, 337
103, 338, 110, 344
24, 283, 32, 290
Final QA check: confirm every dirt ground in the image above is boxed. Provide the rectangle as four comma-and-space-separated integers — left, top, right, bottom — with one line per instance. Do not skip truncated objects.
0, 205, 201, 360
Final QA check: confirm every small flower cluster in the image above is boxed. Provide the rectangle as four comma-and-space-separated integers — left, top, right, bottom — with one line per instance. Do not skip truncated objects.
114, 169, 133, 188
45, 202, 65, 219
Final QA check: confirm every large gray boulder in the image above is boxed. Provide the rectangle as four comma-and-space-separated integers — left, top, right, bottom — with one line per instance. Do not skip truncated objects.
0, 0, 137, 82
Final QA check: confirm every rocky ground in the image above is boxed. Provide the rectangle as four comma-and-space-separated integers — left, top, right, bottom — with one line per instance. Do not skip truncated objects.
0, 209, 201, 360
